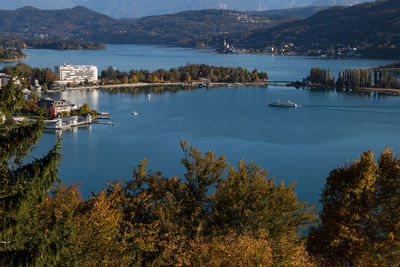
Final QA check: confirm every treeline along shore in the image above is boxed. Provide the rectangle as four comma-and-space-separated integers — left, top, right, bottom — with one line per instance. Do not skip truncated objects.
98, 64, 268, 85
0, 37, 105, 51
0, 63, 268, 91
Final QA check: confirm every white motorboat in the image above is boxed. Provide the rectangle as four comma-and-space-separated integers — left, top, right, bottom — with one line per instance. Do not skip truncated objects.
132, 111, 139, 116
269, 100, 300, 108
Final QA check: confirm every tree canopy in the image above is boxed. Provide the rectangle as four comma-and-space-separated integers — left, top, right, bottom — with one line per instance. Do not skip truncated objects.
308, 149, 400, 266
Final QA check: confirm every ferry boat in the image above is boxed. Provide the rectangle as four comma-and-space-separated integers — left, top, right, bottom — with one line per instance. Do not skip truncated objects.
268, 100, 300, 108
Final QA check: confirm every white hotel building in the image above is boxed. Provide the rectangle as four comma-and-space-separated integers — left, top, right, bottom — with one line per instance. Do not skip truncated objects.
55, 64, 98, 85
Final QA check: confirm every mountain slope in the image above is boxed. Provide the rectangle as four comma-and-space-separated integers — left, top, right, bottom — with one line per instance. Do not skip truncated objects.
0, 0, 368, 18
0, 6, 117, 38
248, 6, 329, 19
312, 0, 371, 6
0, 7, 279, 45
237, 0, 400, 57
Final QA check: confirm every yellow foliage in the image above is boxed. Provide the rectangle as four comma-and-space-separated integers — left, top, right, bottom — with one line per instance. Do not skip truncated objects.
189, 231, 316, 267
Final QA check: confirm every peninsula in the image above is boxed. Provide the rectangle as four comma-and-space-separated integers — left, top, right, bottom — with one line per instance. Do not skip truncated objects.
292, 66, 400, 94
0, 47, 27, 62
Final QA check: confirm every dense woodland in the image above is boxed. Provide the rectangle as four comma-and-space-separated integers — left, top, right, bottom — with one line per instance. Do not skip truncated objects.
100, 64, 268, 84
23, 39, 105, 50
3, 75, 400, 265
305, 67, 400, 89
0, 37, 105, 51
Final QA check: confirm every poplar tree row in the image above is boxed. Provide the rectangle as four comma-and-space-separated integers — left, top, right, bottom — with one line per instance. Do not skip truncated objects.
307, 68, 400, 89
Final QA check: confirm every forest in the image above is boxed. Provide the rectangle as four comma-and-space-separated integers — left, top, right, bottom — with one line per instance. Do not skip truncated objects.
100, 64, 268, 84
2, 69, 400, 266
0, 37, 105, 51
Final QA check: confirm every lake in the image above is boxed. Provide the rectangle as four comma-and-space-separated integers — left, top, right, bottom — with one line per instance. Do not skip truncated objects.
6, 44, 399, 205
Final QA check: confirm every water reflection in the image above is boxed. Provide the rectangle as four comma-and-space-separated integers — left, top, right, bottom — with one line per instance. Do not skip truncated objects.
60, 90, 99, 110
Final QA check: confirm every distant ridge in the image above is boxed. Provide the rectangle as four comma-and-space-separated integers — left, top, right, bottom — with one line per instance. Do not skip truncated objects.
312, 0, 371, 6
0, 6, 117, 39
0, 7, 279, 44
0, 0, 373, 18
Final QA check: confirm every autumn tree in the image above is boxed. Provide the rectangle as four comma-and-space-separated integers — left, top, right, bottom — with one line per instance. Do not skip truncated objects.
213, 159, 316, 265
79, 103, 90, 115
66, 182, 130, 266
124, 141, 316, 265
308, 149, 400, 266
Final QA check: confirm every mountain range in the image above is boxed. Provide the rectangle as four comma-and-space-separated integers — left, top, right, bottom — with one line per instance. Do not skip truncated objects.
0, 6, 287, 45
0, 0, 372, 18
0, 0, 396, 58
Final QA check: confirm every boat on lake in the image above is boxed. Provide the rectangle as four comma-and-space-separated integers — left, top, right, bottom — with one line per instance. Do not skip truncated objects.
269, 100, 300, 108
132, 111, 139, 116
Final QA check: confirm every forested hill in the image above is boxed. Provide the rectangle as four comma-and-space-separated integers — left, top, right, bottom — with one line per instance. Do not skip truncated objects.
0, 0, 367, 18
237, 0, 400, 58
0, 6, 299, 46
247, 6, 329, 19
0, 6, 117, 39
94, 9, 275, 45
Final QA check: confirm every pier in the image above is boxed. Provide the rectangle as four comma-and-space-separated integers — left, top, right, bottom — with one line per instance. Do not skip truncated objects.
266, 80, 294, 86
44, 114, 118, 130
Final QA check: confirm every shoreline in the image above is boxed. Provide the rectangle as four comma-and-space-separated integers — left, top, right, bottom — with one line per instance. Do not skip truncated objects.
0, 55, 28, 62
295, 84, 400, 95
358, 87, 400, 94
61, 81, 268, 91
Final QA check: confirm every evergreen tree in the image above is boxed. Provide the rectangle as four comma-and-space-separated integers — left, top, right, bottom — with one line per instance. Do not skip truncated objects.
0, 79, 62, 265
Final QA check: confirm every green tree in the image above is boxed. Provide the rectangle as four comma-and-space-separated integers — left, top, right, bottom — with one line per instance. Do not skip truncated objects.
0, 80, 62, 265
213, 160, 316, 238
0, 80, 23, 122
79, 103, 90, 115
213, 159, 316, 265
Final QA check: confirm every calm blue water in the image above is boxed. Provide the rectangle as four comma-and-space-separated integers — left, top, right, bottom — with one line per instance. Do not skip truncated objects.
9, 45, 399, 205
